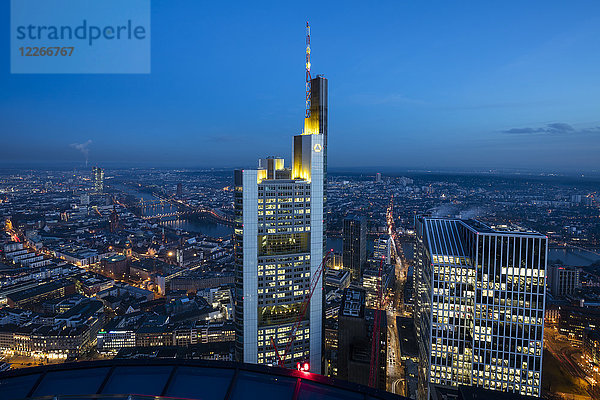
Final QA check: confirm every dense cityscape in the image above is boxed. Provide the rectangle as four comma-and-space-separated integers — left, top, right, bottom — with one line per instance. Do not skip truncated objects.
1, 165, 599, 399
3, 2, 600, 399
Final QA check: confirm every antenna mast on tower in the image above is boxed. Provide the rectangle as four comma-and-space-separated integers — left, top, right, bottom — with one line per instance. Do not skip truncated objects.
305, 21, 311, 118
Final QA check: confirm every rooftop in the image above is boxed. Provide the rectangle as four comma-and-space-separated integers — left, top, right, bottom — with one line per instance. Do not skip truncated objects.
103, 254, 127, 263
339, 288, 365, 318
0, 359, 407, 400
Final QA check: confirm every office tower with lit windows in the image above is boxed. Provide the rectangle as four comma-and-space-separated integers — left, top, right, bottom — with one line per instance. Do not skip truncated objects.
373, 236, 392, 265
414, 216, 547, 399
233, 74, 327, 373
343, 216, 366, 282
548, 264, 580, 298
92, 166, 104, 193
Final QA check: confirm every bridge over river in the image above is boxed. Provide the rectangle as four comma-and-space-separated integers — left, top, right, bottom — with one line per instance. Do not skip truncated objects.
138, 198, 234, 226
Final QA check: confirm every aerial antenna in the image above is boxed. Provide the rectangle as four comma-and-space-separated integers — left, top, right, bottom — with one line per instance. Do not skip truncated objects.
305, 21, 311, 118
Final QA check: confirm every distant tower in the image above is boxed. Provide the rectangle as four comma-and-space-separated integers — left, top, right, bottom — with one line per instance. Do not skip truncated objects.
376, 173, 382, 182
176, 183, 183, 198
343, 216, 366, 282
176, 248, 184, 267
92, 166, 104, 193
109, 205, 119, 233
123, 239, 132, 259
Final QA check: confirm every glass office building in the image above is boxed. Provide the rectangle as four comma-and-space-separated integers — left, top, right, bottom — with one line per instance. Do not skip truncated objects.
234, 76, 328, 373
342, 216, 366, 282
414, 216, 547, 399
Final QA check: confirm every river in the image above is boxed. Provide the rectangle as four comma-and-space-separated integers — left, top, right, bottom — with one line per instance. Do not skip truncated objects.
548, 247, 600, 267
114, 182, 600, 260
113, 184, 233, 239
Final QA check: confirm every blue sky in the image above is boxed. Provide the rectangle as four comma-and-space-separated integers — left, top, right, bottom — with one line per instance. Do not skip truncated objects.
1, 1, 600, 172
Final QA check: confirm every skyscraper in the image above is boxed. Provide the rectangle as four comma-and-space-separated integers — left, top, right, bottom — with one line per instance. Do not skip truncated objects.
373, 236, 392, 265
337, 287, 387, 390
414, 216, 547, 399
92, 166, 104, 193
343, 216, 366, 282
234, 33, 328, 371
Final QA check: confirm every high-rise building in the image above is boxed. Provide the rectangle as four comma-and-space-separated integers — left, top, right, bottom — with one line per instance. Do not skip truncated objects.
414, 216, 547, 399
375, 172, 382, 182
362, 264, 395, 308
337, 287, 387, 390
548, 264, 580, 298
373, 236, 392, 265
234, 73, 328, 372
176, 183, 183, 198
343, 216, 366, 282
109, 205, 119, 233
92, 166, 104, 193
362, 268, 380, 308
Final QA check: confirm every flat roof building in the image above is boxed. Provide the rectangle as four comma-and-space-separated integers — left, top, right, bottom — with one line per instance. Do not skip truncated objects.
415, 216, 547, 399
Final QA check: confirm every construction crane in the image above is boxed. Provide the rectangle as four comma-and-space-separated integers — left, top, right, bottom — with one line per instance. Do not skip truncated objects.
305, 21, 311, 118
368, 257, 385, 387
271, 249, 333, 369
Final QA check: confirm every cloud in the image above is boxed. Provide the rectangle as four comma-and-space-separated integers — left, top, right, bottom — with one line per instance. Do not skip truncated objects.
547, 123, 575, 133
503, 127, 539, 134
502, 123, 600, 135
70, 140, 92, 165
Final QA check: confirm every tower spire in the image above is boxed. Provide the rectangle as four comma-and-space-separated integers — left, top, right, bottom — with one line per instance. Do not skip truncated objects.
305, 21, 311, 118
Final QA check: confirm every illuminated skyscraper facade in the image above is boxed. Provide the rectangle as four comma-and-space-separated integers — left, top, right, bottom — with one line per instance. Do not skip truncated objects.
234, 76, 328, 373
414, 216, 546, 399
373, 236, 392, 265
92, 166, 104, 193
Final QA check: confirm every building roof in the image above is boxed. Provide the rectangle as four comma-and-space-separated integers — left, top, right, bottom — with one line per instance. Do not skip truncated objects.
422, 217, 546, 260
103, 254, 127, 263
0, 359, 408, 400
55, 299, 103, 321
396, 316, 418, 359
424, 218, 468, 258
6, 279, 72, 303
340, 288, 365, 318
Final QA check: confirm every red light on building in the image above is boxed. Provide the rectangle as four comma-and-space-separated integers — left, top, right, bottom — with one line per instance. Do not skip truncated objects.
297, 362, 310, 372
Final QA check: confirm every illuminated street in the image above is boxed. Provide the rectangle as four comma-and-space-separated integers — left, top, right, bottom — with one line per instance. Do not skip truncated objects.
385, 202, 411, 396
544, 327, 600, 399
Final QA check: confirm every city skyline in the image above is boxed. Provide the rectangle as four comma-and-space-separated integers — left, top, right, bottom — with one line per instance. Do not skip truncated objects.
1, 164, 599, 399
2, 1, 600, 172
3, 3, 600, 399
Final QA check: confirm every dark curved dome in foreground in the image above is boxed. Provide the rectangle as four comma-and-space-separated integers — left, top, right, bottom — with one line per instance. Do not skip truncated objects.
0, 359, 408, 400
